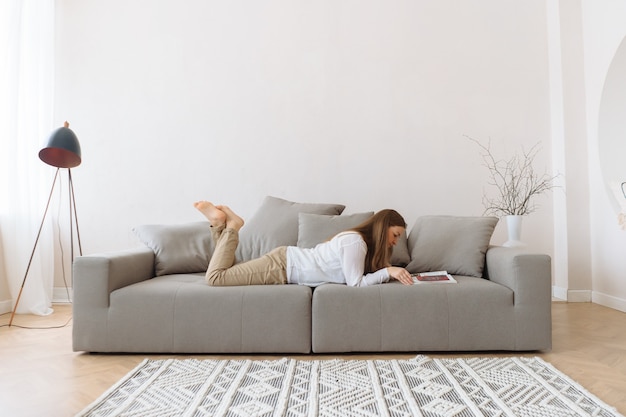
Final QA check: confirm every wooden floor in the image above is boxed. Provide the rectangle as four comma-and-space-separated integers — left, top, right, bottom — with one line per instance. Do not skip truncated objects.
1, 302, 625, 417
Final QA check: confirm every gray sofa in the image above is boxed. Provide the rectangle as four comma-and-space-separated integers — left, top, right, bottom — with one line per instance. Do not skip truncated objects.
72, 197, 552, 354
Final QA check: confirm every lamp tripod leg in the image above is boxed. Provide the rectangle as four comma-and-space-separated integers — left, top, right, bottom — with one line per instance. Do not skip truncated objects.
68, 168, 82, 257
9, 169, 60, 327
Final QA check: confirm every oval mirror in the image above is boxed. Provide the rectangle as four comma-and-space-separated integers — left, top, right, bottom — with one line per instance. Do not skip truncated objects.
599, 35, 626, 215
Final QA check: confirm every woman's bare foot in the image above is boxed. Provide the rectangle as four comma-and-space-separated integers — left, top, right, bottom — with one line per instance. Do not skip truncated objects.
217, 205, 245, 231
193, 201, 226, 227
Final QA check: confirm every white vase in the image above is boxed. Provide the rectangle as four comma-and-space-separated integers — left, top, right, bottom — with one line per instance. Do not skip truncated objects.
503, 215, 527, 247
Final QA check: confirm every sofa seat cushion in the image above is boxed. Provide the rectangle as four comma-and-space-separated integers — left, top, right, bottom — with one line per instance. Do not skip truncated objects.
311, 277, 515, 353
107, 274, 312, 353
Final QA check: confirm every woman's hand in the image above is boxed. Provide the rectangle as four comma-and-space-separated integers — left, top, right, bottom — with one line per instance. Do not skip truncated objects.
387, 267, 414, 286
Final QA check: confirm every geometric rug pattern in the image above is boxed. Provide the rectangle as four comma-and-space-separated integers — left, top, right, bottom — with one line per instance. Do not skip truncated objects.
76, 355, 624, 417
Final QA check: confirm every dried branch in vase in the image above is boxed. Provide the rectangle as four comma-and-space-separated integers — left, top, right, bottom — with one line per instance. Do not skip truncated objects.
466, 136, 559, 217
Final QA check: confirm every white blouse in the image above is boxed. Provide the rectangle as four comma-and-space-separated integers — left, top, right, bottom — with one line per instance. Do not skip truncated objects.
285, 231, 390, 287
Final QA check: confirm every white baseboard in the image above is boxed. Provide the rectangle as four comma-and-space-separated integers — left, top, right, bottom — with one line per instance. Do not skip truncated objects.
551, 287, 626, 310
552, 286, 592, 302
592, 291, 626, 313
567, 289, 592, 302
53, 287, 73, 304
0, 289, 71, 315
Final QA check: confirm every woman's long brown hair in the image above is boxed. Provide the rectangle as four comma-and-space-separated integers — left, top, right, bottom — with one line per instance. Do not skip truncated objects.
349, 209, 406, 273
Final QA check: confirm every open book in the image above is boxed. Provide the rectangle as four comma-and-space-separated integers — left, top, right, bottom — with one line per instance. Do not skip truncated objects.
411, 271, 457, 284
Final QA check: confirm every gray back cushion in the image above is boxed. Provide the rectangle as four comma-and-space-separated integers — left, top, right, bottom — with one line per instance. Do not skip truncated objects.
133, 222, 213, 276
236, 196, 345, 262
297, 212, 410, 266
296, 212, 374, 248
390, 231, 411, 267
406, 215, 498, 277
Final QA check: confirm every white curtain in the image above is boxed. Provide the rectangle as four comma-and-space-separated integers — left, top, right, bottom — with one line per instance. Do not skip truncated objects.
0, 0, 56, 315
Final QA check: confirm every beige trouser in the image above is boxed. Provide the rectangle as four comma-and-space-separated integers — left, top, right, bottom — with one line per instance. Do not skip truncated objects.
206, 224, 288, 286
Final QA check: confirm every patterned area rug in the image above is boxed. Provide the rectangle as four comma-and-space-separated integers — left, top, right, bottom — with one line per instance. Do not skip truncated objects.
76, 355, 623, 417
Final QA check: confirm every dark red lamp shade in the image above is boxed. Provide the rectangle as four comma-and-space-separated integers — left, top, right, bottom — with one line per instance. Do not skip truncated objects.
38, 122, 81, 168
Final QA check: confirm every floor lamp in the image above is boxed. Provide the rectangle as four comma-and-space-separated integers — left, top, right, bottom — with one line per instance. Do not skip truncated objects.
8, 122, 82, 327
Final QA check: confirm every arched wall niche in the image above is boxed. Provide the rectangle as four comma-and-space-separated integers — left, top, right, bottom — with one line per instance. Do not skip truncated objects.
599, 35, 626, 215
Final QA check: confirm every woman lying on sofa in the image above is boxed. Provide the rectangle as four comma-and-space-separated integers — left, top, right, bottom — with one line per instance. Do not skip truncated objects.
194, 201, 414, 287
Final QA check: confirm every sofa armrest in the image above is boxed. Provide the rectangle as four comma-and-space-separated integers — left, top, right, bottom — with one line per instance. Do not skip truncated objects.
484, 246, 552, 351
73, 247, 155, 352
484, 246, 552, 306
73, 247, 155, 308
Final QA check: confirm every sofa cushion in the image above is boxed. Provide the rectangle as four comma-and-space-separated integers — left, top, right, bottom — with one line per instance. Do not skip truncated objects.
108, 274, 313, 353
390, 231, 411, 267
406, 215, 498, 278
311, 277, 514, 353
296, 212, 374, 248
236, 196, 345, 262
133, 222, 213, 276
296, 211, 410, 266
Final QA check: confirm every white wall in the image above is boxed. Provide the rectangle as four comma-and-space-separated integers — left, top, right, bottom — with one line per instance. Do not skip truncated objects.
581, 0, 626, 311
547, 0, 594, 302
51, 0, 555, 287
